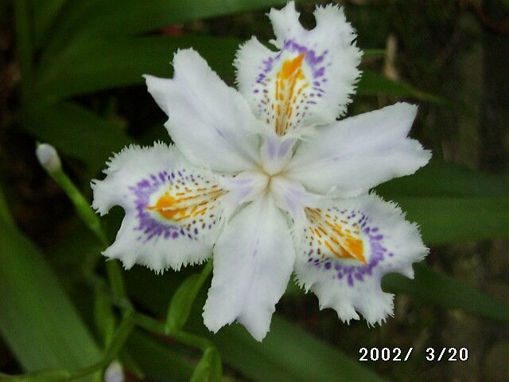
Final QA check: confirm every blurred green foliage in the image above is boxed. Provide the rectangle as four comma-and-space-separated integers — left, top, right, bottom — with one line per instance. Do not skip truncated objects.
1, 0, 509, 381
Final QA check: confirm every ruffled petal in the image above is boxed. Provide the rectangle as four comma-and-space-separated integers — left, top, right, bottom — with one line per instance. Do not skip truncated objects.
145, 49, 260, 174
294, 194, 428, 325
286, 103, 432, 197
91, 143, 226, 272
234, 2, 361, 136
203, 195, 295, 341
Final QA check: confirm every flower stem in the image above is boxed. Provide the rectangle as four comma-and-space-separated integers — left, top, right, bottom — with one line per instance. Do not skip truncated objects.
37, 143, 127, 302
50, 168, 108, 246
135, 312, 213, 351
69, 309, 135, 380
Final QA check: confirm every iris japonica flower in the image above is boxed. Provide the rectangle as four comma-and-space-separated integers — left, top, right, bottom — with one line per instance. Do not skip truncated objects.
92, 2, 431, 341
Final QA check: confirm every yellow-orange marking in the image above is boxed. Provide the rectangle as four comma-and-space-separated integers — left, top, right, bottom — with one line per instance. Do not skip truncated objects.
306, 208, 366, 264
273, 53, 309, 136
147, 186, 226, 222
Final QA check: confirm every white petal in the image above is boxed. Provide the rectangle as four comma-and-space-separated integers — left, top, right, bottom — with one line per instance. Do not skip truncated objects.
218, 170, 268, 218
203, 195, 295, 341
269, 175, 321, 224
234, 2, 361, 136
287, 103, 432, 197
294, 194, 428, 325
91, 143, 226, 272
145, 49, 260, 174
268, 1, 305, 47
259, 132, 296, 175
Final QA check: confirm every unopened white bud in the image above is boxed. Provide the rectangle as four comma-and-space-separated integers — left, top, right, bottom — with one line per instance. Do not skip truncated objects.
104, 361, 124, 382
36, 143, 61, 173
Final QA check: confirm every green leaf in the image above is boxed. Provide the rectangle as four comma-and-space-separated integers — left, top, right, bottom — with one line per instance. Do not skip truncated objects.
0, 222, 101, 373
205, 316, 386, 382
32, 0, 67, 49
190, 347, 222, 382
36, 35, 240, 103
118, 350, 145, 380
397, 196, 509, 245
167, 262, 212, 332
43, 0, 310, 57
126, 330, 194, 382
18, 102, 131, 174
383, 263, 509, 323
167, 274, 202, 333
36, 35, 437, 106
125, 264, 384, 382
376, 160, 509, 245
94, 286, 116, 347
357, 70, 450, 104
378, 159, 509, 198
36, 37, 452, 107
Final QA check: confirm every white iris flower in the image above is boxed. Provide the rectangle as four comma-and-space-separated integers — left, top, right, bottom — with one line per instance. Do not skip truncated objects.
92, 2, 431, 341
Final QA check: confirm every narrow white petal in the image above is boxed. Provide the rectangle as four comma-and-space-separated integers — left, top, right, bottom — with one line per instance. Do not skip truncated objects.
145, 49, 260, 174
294, 194, 428, 325
234, 2, 361, 136
259, 132, 296, 175
287, 103, 432, 197
218, 170, 268, 218
269, 175, 321, 224
203, 195, 295, 341
91, 143, 226, 272
142, 76, 172, 116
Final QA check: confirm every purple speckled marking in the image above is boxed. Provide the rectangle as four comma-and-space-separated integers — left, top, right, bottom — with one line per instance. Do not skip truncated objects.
129, 170, 181, 243
128, 169, 218, 244
256, 52, 283, 84
253, 39, 331, 120
305, 207, 390, 287
283, 40, 328, 80
254, 40, 329, 88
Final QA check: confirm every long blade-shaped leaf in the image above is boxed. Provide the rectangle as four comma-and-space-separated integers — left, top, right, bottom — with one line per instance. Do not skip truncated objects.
378, 159, 509, 198
126, 330, 194, 382
357, 70, 451, 105
36, 36, 240, 103
195, 316, 387, 382
44, 0, 310, 57
383, 263, 509, 323
124, 265, 385, 381
377, 160, 509, 243
32, 0, 67, 49
36, 35, 448, 106
0, 222, 101, 373
397, 196, 509, 245
19, 102, 131, 174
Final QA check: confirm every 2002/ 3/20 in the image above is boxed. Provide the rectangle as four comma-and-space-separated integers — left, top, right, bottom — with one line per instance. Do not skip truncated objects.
359, 347, 469, 362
